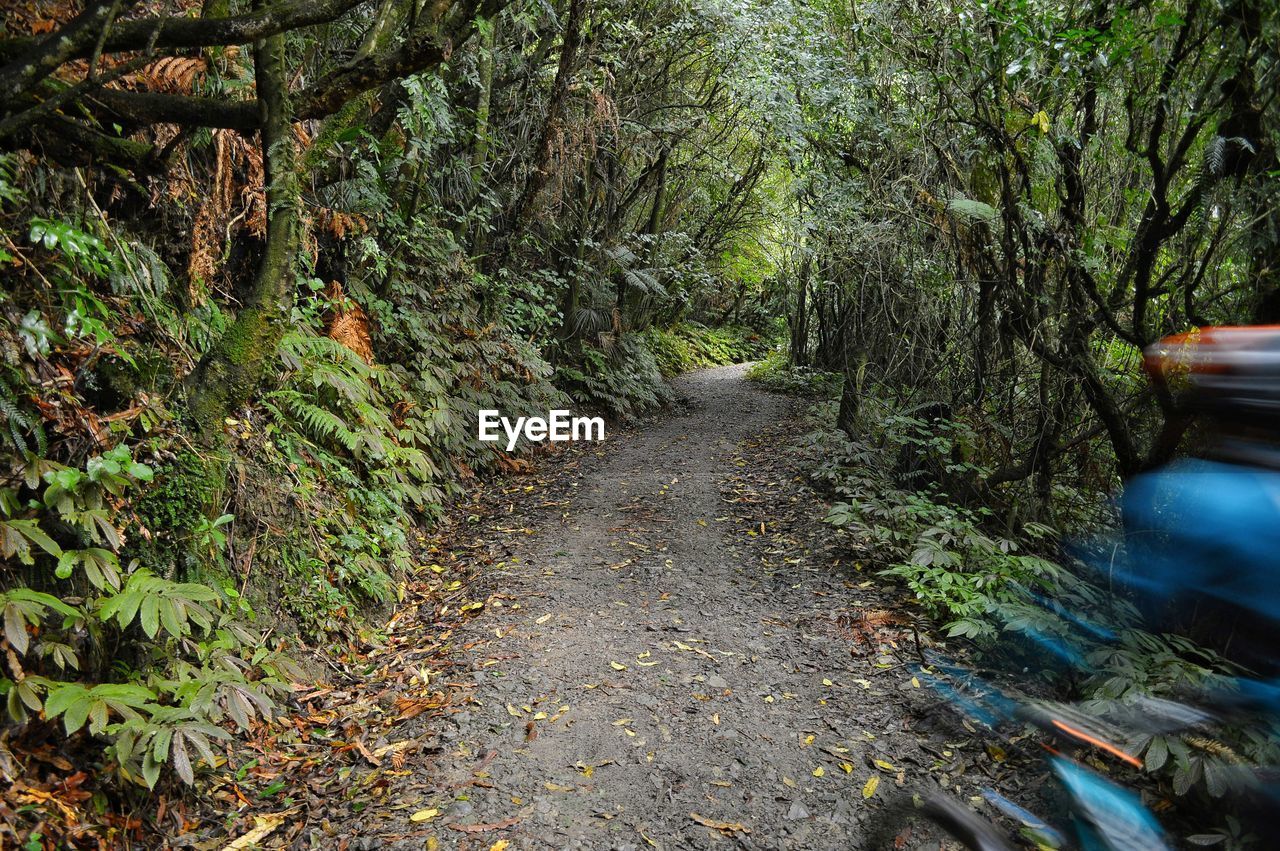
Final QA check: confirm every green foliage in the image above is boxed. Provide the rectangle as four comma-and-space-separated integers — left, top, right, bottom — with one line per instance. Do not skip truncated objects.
555, 334, 672, 420
0, 446, 292, 789
746, 351, 842, 396
642, 323, 773, 378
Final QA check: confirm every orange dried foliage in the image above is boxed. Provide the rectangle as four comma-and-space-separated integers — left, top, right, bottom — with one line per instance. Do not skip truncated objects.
187, 130, 237, 295
324, 281, 375, 365
139, 55, 207, 94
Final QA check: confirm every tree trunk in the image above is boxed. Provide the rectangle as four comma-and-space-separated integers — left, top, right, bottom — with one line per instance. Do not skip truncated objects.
789, 254, 812, 367
493, 0, 584, 261
186, 21, 298, 441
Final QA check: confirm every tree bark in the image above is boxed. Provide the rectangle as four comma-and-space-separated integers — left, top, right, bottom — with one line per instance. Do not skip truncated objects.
501, 0, 585, 242
0, 0, 366, 65
185, 22, 298, 441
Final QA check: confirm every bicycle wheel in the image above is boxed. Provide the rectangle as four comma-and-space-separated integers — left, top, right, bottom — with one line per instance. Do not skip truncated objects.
860, 791, 1020, 851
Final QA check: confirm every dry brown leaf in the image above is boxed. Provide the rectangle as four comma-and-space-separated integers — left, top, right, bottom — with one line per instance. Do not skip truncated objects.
447, 815, 520, 833
689, 812, 750, 835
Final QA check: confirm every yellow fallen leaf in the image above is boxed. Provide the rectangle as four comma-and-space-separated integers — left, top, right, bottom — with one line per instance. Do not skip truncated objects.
812, 766, 825, 777
863, 775, 880, 799
822, 678, 834, 687
490, 841, 510, 851
506, 704, 521, 717
674, 641, 693, 651
580, 765, 595, 778
911, 676, 920, 688
612, 718, 633, 726
638, 651, 651, 659
223, 812, 288, 850
841, 762, 853, 774
624, 729, 636, 737
536, 613, 552, 624
532, 711, 548, 720
711, 713, 720, 725
610, 661, 628, 671
803, 735, 815, 747
637, 660, 659, 667
763, 695, 775, 703
782, 776, 797, 788
873, 759, 897, 772
697, 519, 708, 527
409, 808, 439, 823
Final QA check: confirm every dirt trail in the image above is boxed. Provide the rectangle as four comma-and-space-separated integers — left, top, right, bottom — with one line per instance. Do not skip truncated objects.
368, 365, 958, 850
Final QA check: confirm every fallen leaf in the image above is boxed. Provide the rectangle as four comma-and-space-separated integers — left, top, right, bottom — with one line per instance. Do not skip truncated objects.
689, 812, 750, 835
841, 762, 853, 774
812, 766, 825, 777
610, 661, 628, 671
409, 808, 440, 823
863, 775, 880, 799
222, 811, 290, 850
536, 614, 552, 624
490, 841, 511, 851
448, 816, 521, 833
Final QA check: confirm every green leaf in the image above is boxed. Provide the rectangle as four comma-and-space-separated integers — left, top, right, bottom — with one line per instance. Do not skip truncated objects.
140, 595, 160, 639
63, 695, 93, 735
43, 683, 88, 718
55, 551, 76, 580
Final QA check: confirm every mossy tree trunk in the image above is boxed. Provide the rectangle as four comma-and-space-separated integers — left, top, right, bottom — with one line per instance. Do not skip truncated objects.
186, 22, 298, 441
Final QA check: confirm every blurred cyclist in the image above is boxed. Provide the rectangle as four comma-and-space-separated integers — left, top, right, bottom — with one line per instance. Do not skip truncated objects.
1121, 326, 1280, 675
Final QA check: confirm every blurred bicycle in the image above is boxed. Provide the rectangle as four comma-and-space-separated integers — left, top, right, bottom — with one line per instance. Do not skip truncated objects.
862, 326, 1280, 849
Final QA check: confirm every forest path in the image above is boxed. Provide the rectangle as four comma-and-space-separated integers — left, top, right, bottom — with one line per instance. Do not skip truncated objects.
373, 365, 946, 850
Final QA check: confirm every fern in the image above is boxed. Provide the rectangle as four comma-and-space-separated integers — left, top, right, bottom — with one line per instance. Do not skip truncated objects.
266, 390, 360, 452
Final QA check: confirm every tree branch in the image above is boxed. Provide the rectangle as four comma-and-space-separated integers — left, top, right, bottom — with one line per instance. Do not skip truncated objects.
0, 0, 366, 65
92, 89, 260, 131
0, 1, 128, 107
